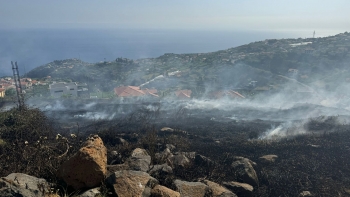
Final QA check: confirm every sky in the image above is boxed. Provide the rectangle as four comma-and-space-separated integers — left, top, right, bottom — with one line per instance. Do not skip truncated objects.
0, 0, 349, 34
0, 0, 349, 76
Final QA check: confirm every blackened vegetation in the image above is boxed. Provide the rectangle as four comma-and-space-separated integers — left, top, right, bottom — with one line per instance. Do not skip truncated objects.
1, 104, 350, 196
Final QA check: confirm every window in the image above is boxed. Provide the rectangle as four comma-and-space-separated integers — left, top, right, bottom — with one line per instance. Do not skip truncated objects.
54, 90, 63, 93
70, 88, 75, 90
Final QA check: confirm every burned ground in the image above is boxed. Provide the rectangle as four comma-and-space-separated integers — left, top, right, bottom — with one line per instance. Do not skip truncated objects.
1, 100, 350, 196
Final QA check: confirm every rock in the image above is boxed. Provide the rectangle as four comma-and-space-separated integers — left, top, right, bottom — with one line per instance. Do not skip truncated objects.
169, 152, 196, 168
108, 148, 152, 174
170, 153, 191, 167
299, 191, 313, 196
155, 148, 173, 162
223, 181, 253, 197
151, 185, 180, 197
106, 170, 158, 197
0, 173, 55, 197
126, 148, 152, 172
149, 163, 173, 175
58, 135, 107, 190
195, 154, 213, 166
203, 180, 237, 197
79, 188, 101, 197
231, 157, 258, 187
259, 155, 278, 164
165, 144, 176, 151
116, 137, 128, 146
174, 179, 211, 197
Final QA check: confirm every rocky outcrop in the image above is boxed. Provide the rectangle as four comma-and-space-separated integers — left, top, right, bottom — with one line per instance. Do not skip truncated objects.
58, 135, 107, 190
223, 181, 254, 197
259, 155, 278, 164
151, 185, 180, 197
202, 180, 237, 197
0, 173, 56, 197
174, 179, 211, 197
106, 170, 158, 197
231, 157, 258, 187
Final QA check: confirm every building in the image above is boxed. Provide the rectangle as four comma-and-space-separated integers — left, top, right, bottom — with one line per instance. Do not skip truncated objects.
209, 90, 245, 99
0, 88, 5, 98
49, 82, 78, 98
114, 86, 158, 98
174, 89, 192, 99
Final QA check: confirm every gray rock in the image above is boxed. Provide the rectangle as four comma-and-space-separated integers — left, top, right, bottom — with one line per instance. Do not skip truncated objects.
231, 157, 258, 187
165, 144, 176, 151
203, 180, 237, 197
126, 148, 152, 172
148, 163, 173, 175
155, 148, 173, 162
106, 170, 158, 197
299, 191, 313, 196
79, 188, 101, 197
174, 179, 211, 197
223, 181, 253, 197
0, 173, 53, 197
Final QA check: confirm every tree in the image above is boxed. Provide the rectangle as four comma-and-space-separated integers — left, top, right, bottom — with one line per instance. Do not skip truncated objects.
5, 88, 16, 97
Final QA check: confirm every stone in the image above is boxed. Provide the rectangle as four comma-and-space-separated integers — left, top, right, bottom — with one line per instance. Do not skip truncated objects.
259, 155, 278, 164
174, 179, 211, 197
299, 191, 313, 196
148, 163, 173, 175
79, 188, 101, 197
0, 173, 55, 197
203, 180, 237, 197
195, 154, 214, 166
106, 170, 158, 197
165, 144, 176, 151
151, 185, 180, 197
223, 181, 253, 197
58, 135, 107, 190
155, 148, 173, 162
126, 148, 152, 172
231, 157, 258, 187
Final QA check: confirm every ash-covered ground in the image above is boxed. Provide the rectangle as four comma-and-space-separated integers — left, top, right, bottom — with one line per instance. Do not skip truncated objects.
2, 97, 350, 196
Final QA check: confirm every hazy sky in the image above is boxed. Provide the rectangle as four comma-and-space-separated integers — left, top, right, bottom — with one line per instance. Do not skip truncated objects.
0, 0, 349, 34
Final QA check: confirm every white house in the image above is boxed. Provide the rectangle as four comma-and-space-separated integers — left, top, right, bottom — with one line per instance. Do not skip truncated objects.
49, 82, 78, 98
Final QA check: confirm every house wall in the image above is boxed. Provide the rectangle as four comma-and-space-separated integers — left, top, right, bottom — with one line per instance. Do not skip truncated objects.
0, 90, 5, 98
49, 82, 78, 98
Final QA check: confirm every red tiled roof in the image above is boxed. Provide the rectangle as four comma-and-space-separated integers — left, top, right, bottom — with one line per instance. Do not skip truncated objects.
114, 86, 158, 97
210, 90, 245, 99
0, 88, 5, 92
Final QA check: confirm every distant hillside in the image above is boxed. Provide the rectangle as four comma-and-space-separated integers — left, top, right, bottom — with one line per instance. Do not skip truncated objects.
26, 32, 350, 95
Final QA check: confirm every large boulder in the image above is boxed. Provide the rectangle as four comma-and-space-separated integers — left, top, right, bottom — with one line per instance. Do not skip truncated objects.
58, 135, 107, 190
151, 185, 180, 197
202, 180, 237, 197
106, 170, 158, 197
231, 157, 258, 187
0, 173, 57, 197
223, 181, 253, 197
173, 179, 211, 197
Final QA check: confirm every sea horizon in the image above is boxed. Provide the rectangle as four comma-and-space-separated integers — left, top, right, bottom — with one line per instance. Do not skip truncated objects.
0, 27, 344, 77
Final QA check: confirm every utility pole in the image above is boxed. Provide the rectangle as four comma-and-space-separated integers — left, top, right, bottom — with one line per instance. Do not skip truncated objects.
313, 31, 315, 38
11, 61, 24, 109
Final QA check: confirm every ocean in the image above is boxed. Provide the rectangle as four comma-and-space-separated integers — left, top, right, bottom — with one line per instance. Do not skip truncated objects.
0, 28, 312, 77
